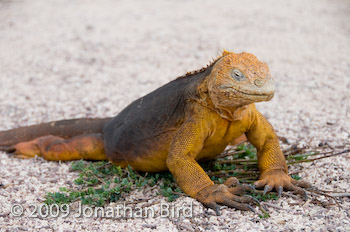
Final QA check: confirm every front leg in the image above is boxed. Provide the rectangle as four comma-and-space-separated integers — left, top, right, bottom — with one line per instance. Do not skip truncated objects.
246, 107, 310, 197
166, 121, 257, 214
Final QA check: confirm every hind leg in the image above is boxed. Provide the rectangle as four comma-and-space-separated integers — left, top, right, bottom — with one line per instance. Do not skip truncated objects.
10, 135, 63, 159
10, 134, 106, 161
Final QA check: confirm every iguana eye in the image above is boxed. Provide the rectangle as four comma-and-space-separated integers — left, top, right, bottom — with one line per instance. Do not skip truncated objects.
231, 69, 245, 81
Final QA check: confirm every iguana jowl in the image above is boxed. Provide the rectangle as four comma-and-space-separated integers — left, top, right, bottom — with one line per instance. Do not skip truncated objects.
0, 50, 310, 214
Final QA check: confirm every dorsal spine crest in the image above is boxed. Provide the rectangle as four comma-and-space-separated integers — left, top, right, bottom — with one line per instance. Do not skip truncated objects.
177, 50, 231, 79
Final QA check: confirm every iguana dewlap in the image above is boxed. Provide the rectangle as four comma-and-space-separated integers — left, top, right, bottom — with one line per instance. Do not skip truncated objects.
0, 50, 310, 214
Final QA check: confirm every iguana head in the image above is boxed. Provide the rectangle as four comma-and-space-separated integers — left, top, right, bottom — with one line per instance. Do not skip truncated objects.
207, 50, 275, 110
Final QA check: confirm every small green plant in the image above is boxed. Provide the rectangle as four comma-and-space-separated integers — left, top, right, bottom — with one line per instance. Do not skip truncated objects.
45, 143, 324, 206
45, 161, 182, 206
46, 161, 133, 206
249, 191, 278, 201
291, 174, 301, 180
259, 212, 271, 219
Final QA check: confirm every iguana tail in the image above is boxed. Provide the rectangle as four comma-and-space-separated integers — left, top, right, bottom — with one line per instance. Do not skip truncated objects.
0, 117, 112, 148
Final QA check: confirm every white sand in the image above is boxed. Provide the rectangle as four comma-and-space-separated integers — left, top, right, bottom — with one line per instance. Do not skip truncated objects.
0, 0, 349, 231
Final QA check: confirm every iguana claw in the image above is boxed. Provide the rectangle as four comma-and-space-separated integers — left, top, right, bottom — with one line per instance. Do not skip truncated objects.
263, 185, 273, 195
255, 170, 312, 200
249, 184, 256, 191
245, 195, 260, 205
277, 186, 283, 198
247, 205, 257, 214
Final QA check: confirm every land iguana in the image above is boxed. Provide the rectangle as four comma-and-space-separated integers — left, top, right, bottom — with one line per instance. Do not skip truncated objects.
0, 50, 310, 214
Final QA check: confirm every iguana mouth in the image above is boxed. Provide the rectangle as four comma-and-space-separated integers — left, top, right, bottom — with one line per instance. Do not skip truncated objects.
219, 86, 274, 98
234, 88, 272, 97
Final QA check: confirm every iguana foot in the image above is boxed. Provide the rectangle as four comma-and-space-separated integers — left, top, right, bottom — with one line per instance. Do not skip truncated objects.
196, 177, 259, 215
0, 146, 16, 153
254, 170, 311, 199
4, 134, 107, 161
0, 146, 32, 159
10, 136, 64, 159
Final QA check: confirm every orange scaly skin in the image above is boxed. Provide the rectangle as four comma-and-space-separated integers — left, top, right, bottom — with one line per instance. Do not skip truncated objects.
165, 52, 304, 212
2, 50, 310, 214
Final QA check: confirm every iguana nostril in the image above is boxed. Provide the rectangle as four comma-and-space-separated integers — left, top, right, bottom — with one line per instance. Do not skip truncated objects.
254, 79, 263, 87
